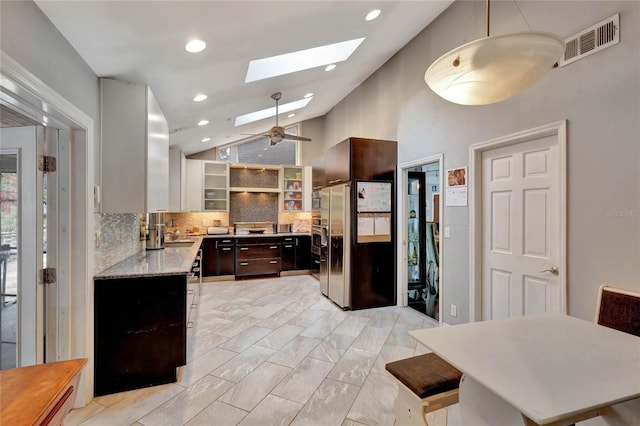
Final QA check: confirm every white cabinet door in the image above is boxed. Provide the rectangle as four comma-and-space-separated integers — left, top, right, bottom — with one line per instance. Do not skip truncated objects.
185, 159, 203, 211
168, 148, 185, 212
100, 78, 169, 213
146, 88, 169, 212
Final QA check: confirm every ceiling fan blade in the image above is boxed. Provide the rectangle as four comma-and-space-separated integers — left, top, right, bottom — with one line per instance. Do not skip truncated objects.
240, 133, 269, 137
283, 133, 312, 142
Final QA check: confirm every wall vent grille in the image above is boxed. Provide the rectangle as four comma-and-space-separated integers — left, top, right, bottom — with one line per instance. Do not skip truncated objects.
559, 14, 619, 67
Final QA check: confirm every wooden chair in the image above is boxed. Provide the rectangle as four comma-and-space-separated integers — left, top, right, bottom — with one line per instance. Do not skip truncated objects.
595, 285, 640, 337
386, 352, 462, 426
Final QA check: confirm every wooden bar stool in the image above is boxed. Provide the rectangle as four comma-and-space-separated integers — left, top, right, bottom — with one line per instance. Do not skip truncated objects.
386, 353, 462, 426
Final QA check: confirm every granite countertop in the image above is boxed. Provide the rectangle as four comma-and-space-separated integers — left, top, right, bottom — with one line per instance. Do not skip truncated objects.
95, 236, 203, 279
202, 232, 311, 238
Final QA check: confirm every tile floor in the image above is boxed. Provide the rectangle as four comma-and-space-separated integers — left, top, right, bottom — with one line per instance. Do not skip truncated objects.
67, 275, 460, 426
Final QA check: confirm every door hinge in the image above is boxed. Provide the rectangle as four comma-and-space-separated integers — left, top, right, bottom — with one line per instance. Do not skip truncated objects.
40, 268, 57, 285
38, 155, 57, 173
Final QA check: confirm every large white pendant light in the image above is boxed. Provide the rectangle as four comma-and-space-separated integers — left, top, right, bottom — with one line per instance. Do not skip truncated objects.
425, 0, 564, 106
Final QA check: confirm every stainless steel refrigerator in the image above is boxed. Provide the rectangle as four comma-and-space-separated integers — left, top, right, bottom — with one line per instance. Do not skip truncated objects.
319, 184, 351, 308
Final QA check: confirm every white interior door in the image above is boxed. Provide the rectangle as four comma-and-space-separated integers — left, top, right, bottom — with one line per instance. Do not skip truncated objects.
481, 135, 562, 319
0, 125, 57, 368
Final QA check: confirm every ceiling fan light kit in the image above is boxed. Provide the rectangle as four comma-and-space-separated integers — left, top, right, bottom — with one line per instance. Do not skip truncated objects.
425, 0, 564, 106
244, 92, 313, 146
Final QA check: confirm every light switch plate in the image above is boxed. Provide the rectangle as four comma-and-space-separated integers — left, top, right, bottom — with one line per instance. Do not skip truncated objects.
444, 226, 451, 238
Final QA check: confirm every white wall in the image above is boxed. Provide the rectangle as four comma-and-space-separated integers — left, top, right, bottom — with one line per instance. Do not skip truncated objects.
1, 0, 100, 181
318, 1, 640, 323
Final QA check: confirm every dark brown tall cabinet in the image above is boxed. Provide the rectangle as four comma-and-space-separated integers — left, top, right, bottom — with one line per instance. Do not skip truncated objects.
314, 137, 397, 310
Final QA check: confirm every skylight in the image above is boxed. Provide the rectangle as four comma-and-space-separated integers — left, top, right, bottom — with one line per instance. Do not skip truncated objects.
245, 38, 365, 82
234, 97, 312, 127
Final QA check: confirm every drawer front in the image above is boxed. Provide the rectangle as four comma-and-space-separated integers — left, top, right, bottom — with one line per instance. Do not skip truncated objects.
235, 237, 281, 245
236, 244, 281, 260
235, 258, 281, 276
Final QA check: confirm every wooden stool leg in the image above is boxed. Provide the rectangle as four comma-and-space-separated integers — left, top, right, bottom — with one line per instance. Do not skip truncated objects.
395, 384, 430, 426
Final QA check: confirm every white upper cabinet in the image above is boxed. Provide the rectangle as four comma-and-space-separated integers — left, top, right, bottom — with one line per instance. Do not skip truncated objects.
168, 148, 186, 212
100, 78, 169, 213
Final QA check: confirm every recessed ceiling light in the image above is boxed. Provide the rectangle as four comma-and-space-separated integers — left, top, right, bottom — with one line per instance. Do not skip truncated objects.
288, 113, 296, 118
201, 137, 211, 142
234, 97, 313, 127
185, 40, 206, 53
365, 9, 381, 21
325, 64, 336, 72
245, 37, 365, 82
193, 94, 208, 102
197, 120, 209, 126
304, 92, 314, 99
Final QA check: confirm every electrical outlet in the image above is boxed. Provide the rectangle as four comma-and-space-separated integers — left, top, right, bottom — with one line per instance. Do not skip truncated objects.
450, 304, 457, 317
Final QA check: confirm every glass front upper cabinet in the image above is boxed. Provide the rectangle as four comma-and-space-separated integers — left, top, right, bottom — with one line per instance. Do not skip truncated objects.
203, 161, 229, 211
282, 166, 304, 211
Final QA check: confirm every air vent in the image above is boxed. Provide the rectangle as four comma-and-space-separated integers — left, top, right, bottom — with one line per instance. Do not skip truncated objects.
559, 14, 619, 67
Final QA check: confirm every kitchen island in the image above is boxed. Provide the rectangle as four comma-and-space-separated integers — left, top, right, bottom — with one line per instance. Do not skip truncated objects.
93, 237, 202, 396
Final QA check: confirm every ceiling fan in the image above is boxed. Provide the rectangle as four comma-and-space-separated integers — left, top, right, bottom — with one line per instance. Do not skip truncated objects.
248, 92, 312, 146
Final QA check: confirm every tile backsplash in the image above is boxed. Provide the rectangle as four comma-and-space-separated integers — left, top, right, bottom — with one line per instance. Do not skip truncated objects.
94, 213, 144, 273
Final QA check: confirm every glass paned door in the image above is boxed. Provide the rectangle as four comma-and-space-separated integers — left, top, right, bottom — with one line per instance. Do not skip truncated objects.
0, 125, 56, 369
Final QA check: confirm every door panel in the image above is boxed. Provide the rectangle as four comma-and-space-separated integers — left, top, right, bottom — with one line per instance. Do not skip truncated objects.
482, 135, 560, 320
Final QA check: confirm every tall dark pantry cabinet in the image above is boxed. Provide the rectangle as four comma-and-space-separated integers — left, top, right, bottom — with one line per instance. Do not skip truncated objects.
313, 137, 397, 310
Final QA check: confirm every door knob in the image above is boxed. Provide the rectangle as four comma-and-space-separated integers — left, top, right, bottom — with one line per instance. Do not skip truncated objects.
540, 266, 559, 275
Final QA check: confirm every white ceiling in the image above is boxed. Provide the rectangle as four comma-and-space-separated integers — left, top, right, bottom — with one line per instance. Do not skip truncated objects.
35, 1, 453, 155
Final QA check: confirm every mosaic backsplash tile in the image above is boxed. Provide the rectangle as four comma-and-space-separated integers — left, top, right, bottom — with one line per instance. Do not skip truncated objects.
94, 213, 144, 274
230, 192, 279, 224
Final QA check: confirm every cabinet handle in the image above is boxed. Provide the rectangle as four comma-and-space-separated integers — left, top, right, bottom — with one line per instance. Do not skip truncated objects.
192, 268, 200, 272
240, 247, 249, 251
284, 245, 293, 248
284, 238, 293, 241
222, 247, 231, 251
315, 260, 320, 264
222, 240, 232, 243
269, 261, 278, 264
270, 246, 278, 249
240, 262, 249, 266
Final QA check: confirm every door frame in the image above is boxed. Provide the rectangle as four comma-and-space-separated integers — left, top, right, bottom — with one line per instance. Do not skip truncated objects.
1, 51, 95, 405
397, 154, 444, 325
469, 120, 567, 322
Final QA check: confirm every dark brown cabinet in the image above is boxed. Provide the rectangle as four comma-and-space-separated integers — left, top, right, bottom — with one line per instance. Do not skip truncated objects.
312, 156, 325, 190
94, 274, 186, 396
281, 235, 311, 271
235, 237, 281, 278
217, 238, 235, 275
203, 238, 235, 276
317, 137, 397, 187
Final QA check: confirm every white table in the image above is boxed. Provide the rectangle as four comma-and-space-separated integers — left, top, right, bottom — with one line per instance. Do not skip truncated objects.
409, 313, 640, 426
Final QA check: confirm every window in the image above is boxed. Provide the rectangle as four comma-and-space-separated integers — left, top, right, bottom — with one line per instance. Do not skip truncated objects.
218, 125, 299, 165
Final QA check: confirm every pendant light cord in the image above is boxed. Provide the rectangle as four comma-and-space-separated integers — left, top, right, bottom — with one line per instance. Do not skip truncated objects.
512, 0, 533, 30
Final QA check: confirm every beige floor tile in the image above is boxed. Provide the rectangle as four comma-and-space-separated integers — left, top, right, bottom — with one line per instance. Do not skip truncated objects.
268, 335, 321, 368
259, 309, 300, 329
384, 323, 418, 349
308, 332, 355, 363
219, 362, 292, 411
219, 326, 273, 352
185, 400, 247, 426
350, 326, 392, 353
247, 302, 288, 319
370, 344, 416, 375
346, 372, 398, 426
342, 419, 367, 426
255, 323, 305, 351
237, 394, 302, 426
327, 347, 378, 386
179, 346, 238, 387
211, 345, 276, 383
82, 384, 184, 426
287, 309, 327, 327
65, 401, 107, 426
186, 329, 229, 361
138, 375, 234, 426
290, 378, 360, 426
271, 357, 335, 404
299, 316, 344, 339
332, 316, 370, 337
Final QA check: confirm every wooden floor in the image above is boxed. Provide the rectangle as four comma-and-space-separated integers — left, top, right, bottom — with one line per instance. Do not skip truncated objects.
66, 275, 461, 426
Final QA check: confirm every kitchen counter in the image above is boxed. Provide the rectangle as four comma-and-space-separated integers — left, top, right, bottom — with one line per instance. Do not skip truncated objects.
202, 232, 310, 238
94, 236, 203, 279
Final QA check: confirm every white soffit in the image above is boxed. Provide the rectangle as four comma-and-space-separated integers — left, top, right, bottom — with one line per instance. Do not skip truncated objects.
245, 38, 365, 82
235, 98, 312, 127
